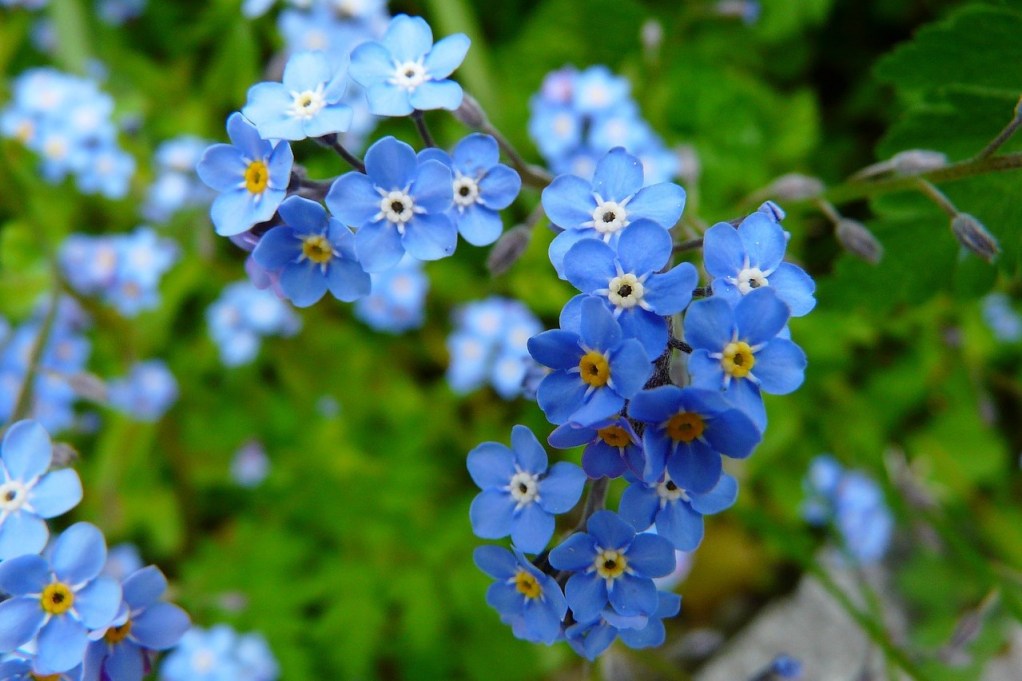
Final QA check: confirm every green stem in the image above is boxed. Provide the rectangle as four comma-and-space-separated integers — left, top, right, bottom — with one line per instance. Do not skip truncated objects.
10, 285, 61, 425
480, 121, 552, 189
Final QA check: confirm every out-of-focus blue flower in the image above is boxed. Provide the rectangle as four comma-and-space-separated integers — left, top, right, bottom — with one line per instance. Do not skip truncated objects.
446, 297, 541, 399
103, 544, 144, 582
418, 134, 522, 247
619, 471, 738, 551
96, 0, 146, 25
243, 51, 353, 142
548, 510, 675, 624
548, 417, 644, 480
542, 148, 686, 277
802, 455, 893, 565
467, 425, 585, 554
206, 282, 301, 367
982, 292, 1022, 342
563, 219, 698, 357
252, 196, 370, 307
627, 386, 761, 490
473, 546, 567, 645
159, 625, 279, 681
0, 420, 83, 559
703, 213, 816, 317
106, 360, 178, 422
0, 657, 81, 680
353, 255, 429, 333
0, 522, 122, 675
327, 136, 455, 271
144, 136, 214, 222
528, 297, 651, 427
0, 0, 49, 9
196, 113, 293, 237
349, 14, 470, 116
685, 288, 806, 430
83, 565, 190, 681
230, 441, 270, 488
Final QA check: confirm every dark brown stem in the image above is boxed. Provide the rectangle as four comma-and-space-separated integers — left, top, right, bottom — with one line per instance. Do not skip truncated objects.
317, 134, 365, 172
412, 110, 436, 148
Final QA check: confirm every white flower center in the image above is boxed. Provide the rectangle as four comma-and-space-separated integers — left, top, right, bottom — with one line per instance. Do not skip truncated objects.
508, 471, 539, 506
656, 476, 690, 503
0, 480, 29, 512
553, 113, 574, 137
607, 273, 645, 309
591, 200, 628, 235
735, 266, 769, 294
391, 60, 428, 90
192, 649, 216, 673
288, 83, 327, 120
378, 190, 416, 227
453, 174, 480, 208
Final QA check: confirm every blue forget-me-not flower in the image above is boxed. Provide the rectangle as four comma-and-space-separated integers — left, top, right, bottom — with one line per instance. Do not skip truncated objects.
473, 545, 567, 645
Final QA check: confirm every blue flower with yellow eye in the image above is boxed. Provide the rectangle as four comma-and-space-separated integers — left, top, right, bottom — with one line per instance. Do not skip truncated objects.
467, 425, 585, 554
548, 417, 644, 480
196, 113, 293, 237
349, 14, 470, 116
253, 196, 370, 307
473, 546, 567, 645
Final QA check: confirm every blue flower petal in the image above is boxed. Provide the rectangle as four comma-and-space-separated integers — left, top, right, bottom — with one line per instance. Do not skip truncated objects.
409, 81, 463, 111
522, 594, 564, 643
616, 220, 671, 276
130, 602, 191, 650
592, 148, 643, 202
452, 133, 498, 174
689, 473, 738, 515
549, 532, 596, 571
667, 441, 721, 494
467, 442, 515, 488
548, 423, 595, 449
607, 339, 651, 398
354, 221, 405, 272
104, 640, 145, 680
473, 545, 517, 579
425, 33, 470, 79
252, 227, 299, 270
617, 309, 667, 360
365, 136, 417, 190
536, 371, 587, 425
608, 572, 658, 617
196, 145, 246, 192
280, 263, 329, 308
122, 566, 167, 610
656, 499, 703, 551
683, 298, 733, 351
210, 191, 257, 237
454, 204, 502, 246
0, 597, 44, 652
2, 420, 51, 480
410, 159, 453, 214
586, 510, 635, 549
582, 441, 628, 479
724, 378, 766, 431
485, 580, 522, 616
618, 483, 658, 531
326, 259, 371, 302
702, 222, 745, 277
625, 182, 686, 228
528, 329, 582, 371
279, 195, 327, 232
537, 462, 585, 513
686, 350, 724, 390
640, 429, 670, 483
565, 572, 608, 623
35, 615, 88, 674
571, 388, 625, 427
564, 239, 616, 294
735, 288, 789, 345
0, 554, 49, 595
702, 406, 760, 459
51, 522, 106, 586
349, 41, 394, 87
644, 262, 698, 316
326, 172, 380, 228
628, 386, 679, 423
478, 165, 521, 210
402, 212, 457, 261
469, 489, 515, 539
73, 576, 121, 629
738, 212, 786, 271
626, 533, 677, 577
579, 297, 622, 351
769, 262, 816, 317
510, 424, 547, 473
0, 511, 48, 560
382, 14, 433, 63
549, 230, 598, 279
542, 175, 595, 230
281, 51, 331, 92
365, 83, 413, 117
752, 339, 806, 395
225, 112, 265, 161
511, 502, 554, 554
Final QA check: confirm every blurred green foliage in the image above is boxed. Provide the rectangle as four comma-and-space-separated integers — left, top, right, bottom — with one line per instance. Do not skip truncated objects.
2, 0, 1022, 679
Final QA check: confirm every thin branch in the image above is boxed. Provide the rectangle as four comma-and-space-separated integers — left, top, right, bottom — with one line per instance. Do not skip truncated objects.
317, 134, 365, 172
412, 110, 436, 148
10, 285, 61, 424
974, 99, 1022, 160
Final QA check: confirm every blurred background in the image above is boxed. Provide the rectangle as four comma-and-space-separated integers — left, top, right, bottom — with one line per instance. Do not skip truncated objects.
1, 0, 1021, 679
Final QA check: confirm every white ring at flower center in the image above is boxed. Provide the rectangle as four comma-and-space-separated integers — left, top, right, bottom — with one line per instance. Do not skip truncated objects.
607, 273, 645, 309
380, 190, 415, 225
453, 175, 480, 208
735, 266, 769, 294
287, 83, 327, 120
0, 480, 29, 512
508, 471, 539, 505
391, 60, 428, 90
591, 200, 628, 235
656, 475, 690, 503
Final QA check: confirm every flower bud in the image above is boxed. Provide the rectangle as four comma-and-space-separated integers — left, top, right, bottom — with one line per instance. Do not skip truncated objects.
51, 441, 80, 468
453, 93, 488, 129
67, 372, 108, 402
768, 173, 824, 201
951, 213, 999, 262
890, 149, 947, 175
487, 224, 532, 276
835, 219, 883, 264
641, 19, 663, 53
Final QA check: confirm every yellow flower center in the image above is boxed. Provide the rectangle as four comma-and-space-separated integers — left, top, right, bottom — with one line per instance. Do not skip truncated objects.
579, 351, 610, 388
595, 549, 628, 580
722, 341, 755, 378
244, 160, 269, 194
513, 569, 542, 599
32, 674, 60, 681
105, 620, 133, 644
40, 583, 74, 615
301, 234, 334, 264
597, 425, 631, 448
665, 412, 705, 443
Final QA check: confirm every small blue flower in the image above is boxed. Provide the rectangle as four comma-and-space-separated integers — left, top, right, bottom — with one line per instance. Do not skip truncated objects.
196, 113, 293, 237
473, 545, 567, 645
548, 510, 675, 623
563, 219, 699, 358
0, 523, 122, 675
353, 255, 429, 333
242, 51, 353, 142
542, 148, 687, 277
0, 420, 83, 559
107, 360, 179, 422
703, 212, 816, 316
617, 589, 682, 650
159, 625, 280, 681
326, 136, 456, 271
348, 14, 470, 116
467, 425, 585, 554
206, 281, 301, 367
528, 297, 651, 427
0, 657, 81, 681
83, 565, 190, 681
572, 66, 630, 114
418, 134, 522, 246
253, 196, 370, 307
548, 417, 644, 480
684, 288, 807, 430
618, 471, 738, 551
627, 386, 761, 490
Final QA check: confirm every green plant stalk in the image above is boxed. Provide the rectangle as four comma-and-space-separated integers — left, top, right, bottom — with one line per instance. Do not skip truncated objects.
9, 283, 60, 424
48, 0, 92, 75
421, 0, 496, 112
